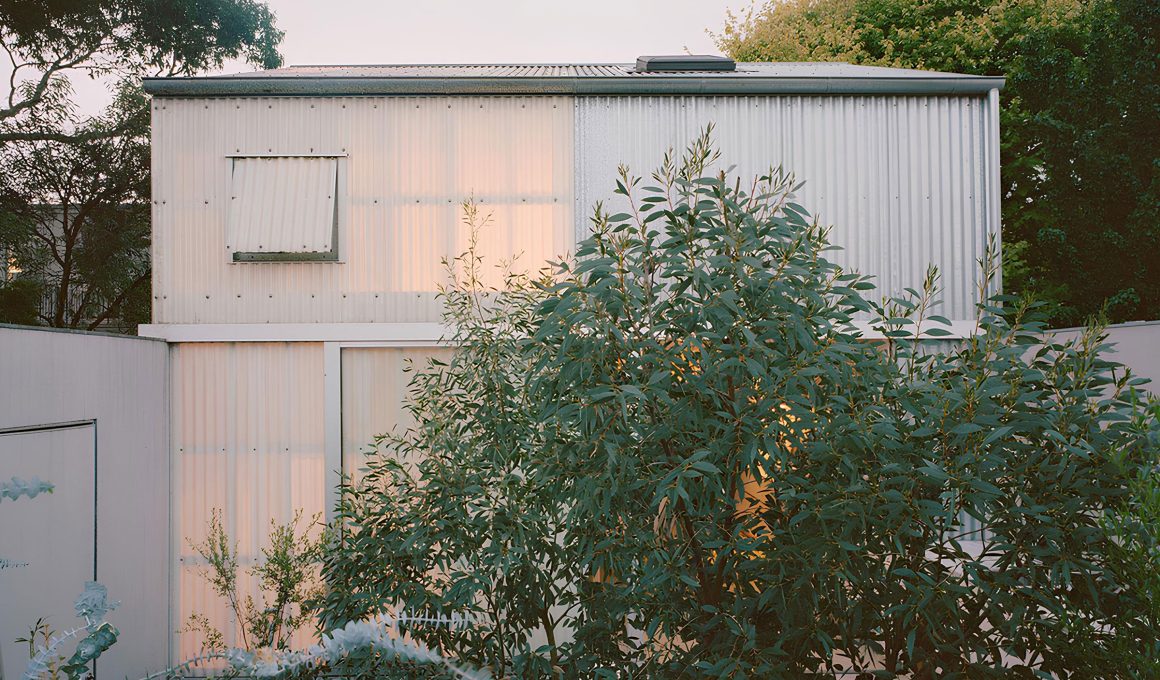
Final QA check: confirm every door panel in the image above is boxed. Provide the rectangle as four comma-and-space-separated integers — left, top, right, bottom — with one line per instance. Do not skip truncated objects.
0, 424, 96, 680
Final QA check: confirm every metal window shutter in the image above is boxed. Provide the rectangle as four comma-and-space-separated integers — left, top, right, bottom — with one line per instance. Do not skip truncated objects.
227, 157, 337, 254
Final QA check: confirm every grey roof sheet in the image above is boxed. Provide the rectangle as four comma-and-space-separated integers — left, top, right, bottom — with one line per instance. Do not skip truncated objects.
143, 62, 1004, 97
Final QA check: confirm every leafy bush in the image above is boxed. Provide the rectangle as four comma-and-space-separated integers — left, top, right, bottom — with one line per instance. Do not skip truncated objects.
320, 204, 572, 677
323, 134, 1160, 678
185, 509, 326, 653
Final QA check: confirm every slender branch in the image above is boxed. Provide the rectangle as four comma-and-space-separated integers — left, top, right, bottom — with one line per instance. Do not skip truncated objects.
0, 48, 96, 122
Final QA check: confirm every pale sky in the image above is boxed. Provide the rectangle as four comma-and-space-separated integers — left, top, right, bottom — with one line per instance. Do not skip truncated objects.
21, 0, 749, 117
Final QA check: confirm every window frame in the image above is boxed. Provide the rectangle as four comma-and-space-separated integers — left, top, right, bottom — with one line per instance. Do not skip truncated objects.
225, 153, 347, 264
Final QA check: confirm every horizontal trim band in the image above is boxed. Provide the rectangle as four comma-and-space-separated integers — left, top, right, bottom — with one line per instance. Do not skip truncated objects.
139, 320, 978, 343
139, 322, 450, 343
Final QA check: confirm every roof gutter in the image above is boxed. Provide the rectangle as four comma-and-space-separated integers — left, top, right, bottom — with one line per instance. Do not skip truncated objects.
142, 75, 1005, 98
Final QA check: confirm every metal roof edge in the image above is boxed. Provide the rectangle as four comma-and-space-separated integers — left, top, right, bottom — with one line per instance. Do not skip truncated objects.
142, 74, 1005, 97
0, 322, 166, 341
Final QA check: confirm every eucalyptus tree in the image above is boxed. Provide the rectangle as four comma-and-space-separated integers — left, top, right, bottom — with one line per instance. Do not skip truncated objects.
326, 135, 1160, 678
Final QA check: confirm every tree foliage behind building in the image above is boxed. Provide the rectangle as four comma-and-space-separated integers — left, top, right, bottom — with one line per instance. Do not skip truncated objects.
717, 0, 1159, 327
0, 0, 284, 331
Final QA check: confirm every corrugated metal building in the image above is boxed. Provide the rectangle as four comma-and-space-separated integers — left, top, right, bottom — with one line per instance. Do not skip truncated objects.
139, 60, 1004, 661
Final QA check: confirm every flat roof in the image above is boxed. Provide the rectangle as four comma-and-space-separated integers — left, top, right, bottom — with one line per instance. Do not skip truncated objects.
143, 62, 1004, 97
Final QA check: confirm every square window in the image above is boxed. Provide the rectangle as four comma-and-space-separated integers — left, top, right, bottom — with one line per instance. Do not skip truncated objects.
227, 156, 340, 262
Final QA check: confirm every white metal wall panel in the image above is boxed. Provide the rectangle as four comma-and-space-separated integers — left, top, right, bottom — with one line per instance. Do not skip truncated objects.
575, 95, 998, 319
0, 327, 169, 679
228, 156, 338, 254
340, 347, 455, 479
152, 96, 574, 324
0, 425, 95, 680
170, 342, 325, 661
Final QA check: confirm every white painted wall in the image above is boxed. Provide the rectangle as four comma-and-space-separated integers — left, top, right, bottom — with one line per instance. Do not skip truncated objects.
0, 326, 169, 680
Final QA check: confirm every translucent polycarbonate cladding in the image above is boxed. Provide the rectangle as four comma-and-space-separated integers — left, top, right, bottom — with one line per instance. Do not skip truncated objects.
151, 96, 575, 324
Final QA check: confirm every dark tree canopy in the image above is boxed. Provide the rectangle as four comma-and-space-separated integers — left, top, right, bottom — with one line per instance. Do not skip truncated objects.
0, 0, 284, 331
1, 0, 283, 143
0, 85, 151, 330
718, 0, 1159, 327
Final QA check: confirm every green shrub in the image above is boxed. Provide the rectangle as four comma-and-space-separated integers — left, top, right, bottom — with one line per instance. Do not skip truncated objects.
185, 509, 326, 653
323, 133, 1160, 678
320, 203, 571, 677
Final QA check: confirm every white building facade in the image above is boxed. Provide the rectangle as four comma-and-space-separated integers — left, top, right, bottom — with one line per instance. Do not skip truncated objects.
139, 61, 1004, 660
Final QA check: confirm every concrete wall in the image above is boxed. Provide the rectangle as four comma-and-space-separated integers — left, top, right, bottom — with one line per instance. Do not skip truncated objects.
0, 325, 169, 679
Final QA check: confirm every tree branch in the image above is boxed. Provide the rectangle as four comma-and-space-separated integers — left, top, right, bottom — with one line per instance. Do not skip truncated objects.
0, 42, 101, 123
0, 121, 137, 145
84, 269, 149, 331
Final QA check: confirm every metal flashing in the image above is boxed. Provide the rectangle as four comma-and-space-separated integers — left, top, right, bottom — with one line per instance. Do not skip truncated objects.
143, 62, 1004, 97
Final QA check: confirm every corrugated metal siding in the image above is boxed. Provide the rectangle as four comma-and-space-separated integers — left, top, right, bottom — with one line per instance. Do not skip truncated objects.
171, 342, 325, 661
152, 96, 574, 324
575, 95, 997, 320
0, 327, 169, 678
341, 347, 455, 478
228, 156, 338, 253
